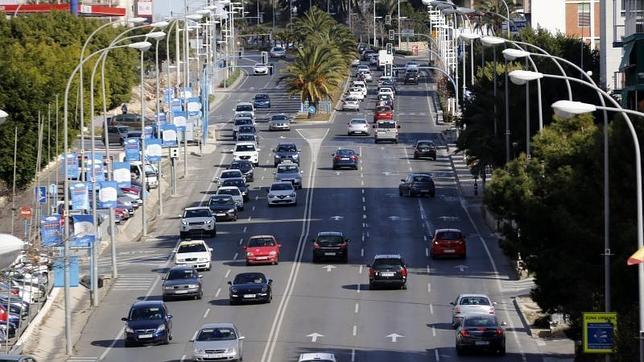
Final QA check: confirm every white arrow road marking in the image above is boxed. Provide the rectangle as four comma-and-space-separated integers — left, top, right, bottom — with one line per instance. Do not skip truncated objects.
388, 215, 401, 221
306, 332, 324, 343
322, 265, 336, 272
455, 265, 469, 272
383, 171, 391, 176
330, 216, 344, 221
386, 333, 404, 342
336, 171, 341, 176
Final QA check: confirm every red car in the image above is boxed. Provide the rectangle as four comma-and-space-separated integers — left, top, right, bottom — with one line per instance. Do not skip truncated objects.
244, 235, 281, 265
430, 228, 466, 258
373, 106, 393, 122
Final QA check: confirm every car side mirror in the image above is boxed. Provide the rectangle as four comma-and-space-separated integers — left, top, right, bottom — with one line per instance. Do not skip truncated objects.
167, 315, 173, 320
208, 247, 213, 252
242, 246, 247, 250
268, 279, 273, 284
397, 125, 401, 129
366, 264, 371, 268
227, 281, 232, 285
239, 336, 246, 340
273, 172, 276, 175
257, 148, 261, 151
501, 321, 507, 326
493, 301, 498, 305
198, 274, 203, 278
449, 302, 455, 306
277, 243, 282, 248
400, 179, 405, 182
121, 317, 128, 322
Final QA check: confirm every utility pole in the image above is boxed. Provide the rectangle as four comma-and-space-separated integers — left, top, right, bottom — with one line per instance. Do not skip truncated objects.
11, 127, 18, 236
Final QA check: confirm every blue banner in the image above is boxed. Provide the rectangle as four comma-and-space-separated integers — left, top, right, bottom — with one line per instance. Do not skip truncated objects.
146, 139, 163, 162
112, 162, 131, 188
72, 214, 94, 236
163, 88, 174, 104
35, 186, 47, 204
162, 124, 178, 147
144, 125, 154, 139
171, 98, 183, 113
70, 182, 89, 211
124, 138, 140, 162
70, 234, 95, 248
187, 97, 202, 117
86, 159, 105, 185
40, 215, 62, 247
99, 181, 118, 209
172, 111, 187, 132
54, 256, 79, 287
63, 152, 80, 180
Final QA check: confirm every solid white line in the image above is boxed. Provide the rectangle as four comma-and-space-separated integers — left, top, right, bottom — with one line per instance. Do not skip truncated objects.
352, 325, 357, 336
181, 355, 187, 361
233, 252, 238, 260
361, 248, 364, 257
354, 303, 360, 314
215, 288, 221, 298
427, 283, 431, 294
432, 326, 436, 336
243, 226, 247, 233
430, 304, 434, 314
359, 265, 363, 274
203, 308, 210, 319
351, 349, 356, 362
357, 283, 361, 293
224, 269, 231, 278
248, 216, 252, 221
435, 349, 440, 361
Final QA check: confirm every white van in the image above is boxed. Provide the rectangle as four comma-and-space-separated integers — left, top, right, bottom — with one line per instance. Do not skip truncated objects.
374, 120, 400, 144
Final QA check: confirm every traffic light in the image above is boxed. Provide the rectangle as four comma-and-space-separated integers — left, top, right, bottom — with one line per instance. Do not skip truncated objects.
389, 29, 395, 41
170, 147, 179, 159
386, 43, 392, 55
384, 64, 392, 77
385, 15, 392, 26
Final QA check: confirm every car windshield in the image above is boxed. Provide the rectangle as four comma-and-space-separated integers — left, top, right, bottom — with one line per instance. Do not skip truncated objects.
376, 107, 391, 112
412, 175, 432, 183
336, 149, 355, 156
351, 119, 367, 124
316, 234, 344, 245
276, 144, 297, 152
255, 94, 268, 100
235, 145, 256, 152
271, 183, 293, 191
239, 126, 255, 133
210, 196, 235, 205
436, 231, 462, 240
234, 273, 267, 284
273, 47, 284, 51
117, 126, 129, 133
130, 306, 164, 320
373, 258, 403, 269
167, 269, 197, 280
418, 142, 434, 148
196, 327, 237, 341
128, 132, 142, 138
459, 296, 491, 306
278, 165, 299, 173
221, 171, 241, 178
236, 104, 253, 112
222, 179, 245, 188
184, 209, 211, 218
235, 119, 253, 126
230, 162, 252, 172
255, 63, 265, 67
463, 316, 497, 327
218, 188, 241, 196
177, 243, 207, 253
345, 97, 358, 102
378, 121, 396, 129
248, 238, 276, 247
271, 115, 288, 122
237, 135, 255, 142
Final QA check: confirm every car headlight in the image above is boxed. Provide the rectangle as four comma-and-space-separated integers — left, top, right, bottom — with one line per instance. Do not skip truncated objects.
247, 252, 254, 257
187, 284, 199, 288
227, 208, 236, 213
156, 324, 166, 332
125, 326, 134, 333
164, 286, 174, 290
198, 257, 209, 262
231, 287, 238, 293
269, 251, 277, 256
227, 348, 236, 355
205, 219, 213, 224
268, 194, 275, 198
292, 154, 299, 158
194, 349, 205, 354
289, 193, 296, 197
181, 220, 188, 225
275, 155, 281, 158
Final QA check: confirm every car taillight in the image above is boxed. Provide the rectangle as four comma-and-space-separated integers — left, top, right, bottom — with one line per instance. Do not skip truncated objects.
339, 242, 347, 248
334, 156, 341, 160
495, 328, 504, 336
400, 267, 408, 278
454, 306, 460, 314
350, 156, 357, 160
460, 329, 470, 337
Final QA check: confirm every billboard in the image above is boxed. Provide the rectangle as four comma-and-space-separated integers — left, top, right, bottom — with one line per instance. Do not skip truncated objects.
583, 312, 617, 354
137, 0, 152, 16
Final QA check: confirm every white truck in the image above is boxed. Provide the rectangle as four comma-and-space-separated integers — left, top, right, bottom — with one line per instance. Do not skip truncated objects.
378, 49, 393, 70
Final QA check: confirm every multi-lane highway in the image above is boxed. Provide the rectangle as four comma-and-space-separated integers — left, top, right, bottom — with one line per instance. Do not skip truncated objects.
70, 53, 546, 362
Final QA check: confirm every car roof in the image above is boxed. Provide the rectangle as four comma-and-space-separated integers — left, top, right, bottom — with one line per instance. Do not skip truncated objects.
167, 265, 196, 271
249, 235, 276, 239
178, 239, 207, 246
210, 194, 233, 199
436, 228, 462, 233
235, 142, 256, 146
458, 293, 491, 299
222, 169, 243, 174
271, 181, 293, 186
350, 118, 367, 122
299, 353, 336, 361
409, 172, 432, 177
317, 231, 343, 236
184, 206, 211, 211
131, 300, 165, 308
218, 186, 241, 191
199, 322, 236, 330
374, 254, 402, 259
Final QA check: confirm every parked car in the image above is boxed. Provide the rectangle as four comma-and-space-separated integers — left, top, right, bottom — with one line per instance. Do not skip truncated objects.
192, 323, 245, 361
228, 272, 272, 304
122, 300, 173, 347
244, 235, 281, 265
162, 265, 203, 301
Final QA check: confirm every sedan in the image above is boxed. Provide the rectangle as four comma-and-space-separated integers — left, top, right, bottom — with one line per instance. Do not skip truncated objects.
347, 118, 370, 136
216, 186, 244, 210
267, 182, 296, 206
269, 46, 286, 58
228, 272, 272, 304
373, 106, 393, 122
431, 228, 466, 259
192, 323, 245, 362
413, 140, 437, 160
268, 114, 290, 131
299, 353, 337, 362
455, 314, 506, 355
122, 301, 173, 347
208, 195, 238, 221
451, 293, 496, 327
341, 96, 360, 111
253, 63, 269, 75
253, 93, 271, 108
244, 235, 281, 265
162, 265, 202, 301
220, 177, 249, 201
399, 173, 435, 197
332, 148, 359, 170
274, 161, 303, 189
347, 87, 365, 101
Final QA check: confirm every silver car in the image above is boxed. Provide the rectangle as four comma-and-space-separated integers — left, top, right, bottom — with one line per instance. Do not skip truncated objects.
192, 323, 244, 362
180, 207, 216, 239
347, 118, 370, 135
267, 182, 297, 206
341, 96, 360, 111
268, 114, 290, 131
450, 293, 497, 327
274, 161, 303, 189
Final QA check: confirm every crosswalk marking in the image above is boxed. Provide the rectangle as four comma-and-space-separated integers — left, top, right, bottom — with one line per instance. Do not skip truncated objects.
111, 274, 157, 291
67, 357, 98, 362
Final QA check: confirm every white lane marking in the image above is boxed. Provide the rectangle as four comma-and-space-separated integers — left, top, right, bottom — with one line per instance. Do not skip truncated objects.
261, 175, 265, 180
353, 325, 357, 336
403, 147, 411, 164
181, 355, 187, 361
233, 252, 238, 260
362, 205, 366, 211
361, 180, 364, 186
432, 326, 436, 336
459, 198, 526, 360
252, 206, 256, 211
435, 349, 440, 361
361, 248, 364, 257
427, 283, 431, 294
427, 265, 431, 274
255, 195, 259, 200
239, 238, 244, 245
361, 233, 365, 242
430, 304, 434, 314
359, 265, 363, 274
203, 308, 210, 319
354, 303, 360, 314
356, 283, 361, 293
423, 235, 427, 241
360, 173, 364, 178
425, 247, 429, 257
361, 189, 364, 194
362, 197, 365, 203
351, 349, 356, 362
215, 288, 221, 298
417, 199, 436, 235
409, 166, 413, 171
248, 216, 252, 221
224, 269, 231, 278
243, 226, 247, 233
362, 214, 367, 219
192, 330, 199, 342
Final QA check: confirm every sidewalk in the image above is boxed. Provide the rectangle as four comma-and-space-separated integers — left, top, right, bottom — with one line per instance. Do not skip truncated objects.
445, 144, 575, 360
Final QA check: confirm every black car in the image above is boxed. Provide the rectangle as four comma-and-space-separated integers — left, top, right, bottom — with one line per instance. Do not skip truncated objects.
237, 125, 257, 138
162, 265, 203, 301
367, 254, 408, 289
228, 160, 254, 182
236, 133, 258, 145
332, 148, 359, 170
220, 177, 250, 201
273, 143, 300, 167
228, 272, 272, 305
122, 301, 173, 346
413, 140, 437, 160
253, 93, 271, 108
381, 79, 397, 93
456, 314, 506, 355
312, 231, 349, 263
107, 125, 129, 145
399, 173, 435, 197
208, 195, 239, 221
404, 69, 419, 84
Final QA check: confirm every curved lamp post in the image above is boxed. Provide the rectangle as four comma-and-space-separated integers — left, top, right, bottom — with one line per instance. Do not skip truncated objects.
503, 49, 537, 158
480, 35, 505, 137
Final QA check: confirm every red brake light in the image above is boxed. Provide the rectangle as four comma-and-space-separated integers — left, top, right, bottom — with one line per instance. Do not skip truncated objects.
495, 328, 504, 336
400, 267, 408, 278
334, 156, 341, 160
460, 329, 470, 337
350, 156, 357, 160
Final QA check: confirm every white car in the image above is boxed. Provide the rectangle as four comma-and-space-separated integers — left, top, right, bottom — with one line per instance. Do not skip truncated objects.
216, 169, 246, 186
341, 96, 360, 111
267, 182, 297, 206
232, 142, 260, 166
351, 58, 360, 66
234, 102, 255, 118
253, 63, 269, 75
234, 111, 255, 122
269, 46, 286, 58
180, 207, 216, 238
359, 70, 373, 82
351, 80, 368, 96
216, 186, 244, 210
347, 87, 365, 101
299, 353, 336, 362
175, 239, 213, 271
378, 87, 395, 99
357, 64, 370, 73
347, 118, 370, 135
450, 293, 497, 327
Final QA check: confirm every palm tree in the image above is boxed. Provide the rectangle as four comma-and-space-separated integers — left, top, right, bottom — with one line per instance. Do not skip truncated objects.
282, 42, 346, 117
292, 6, 336, 42
475, 0, 520, 36
310, 23, 357, 66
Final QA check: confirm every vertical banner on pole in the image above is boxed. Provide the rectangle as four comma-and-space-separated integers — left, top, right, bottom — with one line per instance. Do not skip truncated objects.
201, 65, 209, 146
112, 162, 131, 188
40, 215, 62, 246
172, 111, 187, 132
35, 186, 47, 204
63, 152, 80, 180
69, 182, 89, 211
162, 124, 178, 147
54, 256, 79, 287
124, 138, 140, 162
146, 139, 163, 162
98, 181, 118, 209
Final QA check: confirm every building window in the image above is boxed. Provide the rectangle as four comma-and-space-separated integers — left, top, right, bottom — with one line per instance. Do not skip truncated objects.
578, 3, 591, 27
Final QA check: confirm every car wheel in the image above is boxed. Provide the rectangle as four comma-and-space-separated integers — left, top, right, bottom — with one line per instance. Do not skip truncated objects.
312, 255, 318, 263
230, 299, 237, 305
211, 229, 217, 237
163, 334, 170, 345
413, 155, 418, 159
233, 213, 238, 221
401, 283, 407, 290
332, 165, 337, 170
348, 132, 351, 136
399, 189, 403, 196
430, 192, 436, 198
343, 254, 349, 263
499, 345, 506, 356
197, 291, 203, 300
179, 232, 186, 239
368, 283, 375, 290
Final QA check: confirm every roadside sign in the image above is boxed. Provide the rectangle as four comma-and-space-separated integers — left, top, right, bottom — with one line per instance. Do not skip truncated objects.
35, 186, 47, 204
389, 29, 395, 41
401, 28, 414, 36
53, 256, 79, 287
308, 105, 316, 114
19, 206, 32, 219
583, 312, 617, 353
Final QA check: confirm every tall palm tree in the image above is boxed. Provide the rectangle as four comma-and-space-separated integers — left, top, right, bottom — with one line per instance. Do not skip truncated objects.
475, 0, 519, 36
311, 23, 357, 66
282, 42, 346, 116
292, 6, 336, 41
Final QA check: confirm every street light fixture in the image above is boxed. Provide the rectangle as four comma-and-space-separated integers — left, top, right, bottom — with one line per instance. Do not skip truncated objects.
151, 20, 170, 28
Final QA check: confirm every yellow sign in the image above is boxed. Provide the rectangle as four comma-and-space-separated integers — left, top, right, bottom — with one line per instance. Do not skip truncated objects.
583, 312, 617, 353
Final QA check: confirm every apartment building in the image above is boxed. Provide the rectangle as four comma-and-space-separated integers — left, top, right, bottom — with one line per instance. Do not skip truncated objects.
619, 0, 644, 110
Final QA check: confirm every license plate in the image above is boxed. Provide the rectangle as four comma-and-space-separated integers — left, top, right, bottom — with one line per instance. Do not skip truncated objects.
207, 354, 225, 359
341, 158, 350, 160
256, 256, 268, 260
174, 290, 188, 294
243, 294, 256, 298
138, 334, 153, 339
381, 272, 395, 277
216, 213, 226, 216
421, 189, 430, 192
475, 341, 490, 346
444, 249, 455, 253
324, 252, 336, 256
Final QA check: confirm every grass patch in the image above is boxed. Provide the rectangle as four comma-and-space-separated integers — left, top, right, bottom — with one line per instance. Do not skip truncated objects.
219, 69, 241, 88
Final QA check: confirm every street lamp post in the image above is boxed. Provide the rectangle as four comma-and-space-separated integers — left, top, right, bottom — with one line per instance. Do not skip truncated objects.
480, 36, 504, 136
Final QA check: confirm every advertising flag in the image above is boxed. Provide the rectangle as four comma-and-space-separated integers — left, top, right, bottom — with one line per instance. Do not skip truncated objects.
63, 152, 80, 180
162, 124, 178, 147
172, 111, 187, 132
70, 182, 89, 211
40, 215, 62, 247
146, 139, 163, 162
99, 181, 118, 209
124, 138, 140, 161
72, 214, 94, 236
112, 162, 131, 188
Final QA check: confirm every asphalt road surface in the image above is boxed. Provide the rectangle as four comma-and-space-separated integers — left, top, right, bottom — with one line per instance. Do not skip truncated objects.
70, 54, 545, 362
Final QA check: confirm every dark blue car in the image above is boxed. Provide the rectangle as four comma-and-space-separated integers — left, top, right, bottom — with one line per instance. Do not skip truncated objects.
253, 94, 271, 108
122, 300, 173, 346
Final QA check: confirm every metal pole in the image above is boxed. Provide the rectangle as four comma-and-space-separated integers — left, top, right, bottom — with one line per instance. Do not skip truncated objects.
373, 1, 376, 47
140, 50, 147, 237
55, 94, 59, 206
470, 39, 474, 85
155, 39, 163, 216
461, 38, 466, 104
176, 20, 181, 88
397, 0, 401, 48
525, 57, 530, 158
89, 56, 98, 307
47, 103, 51, 214
504, 56, 510, 163
171, 157, 177, 195
11, 127, 17, 236
493, 49, 498, 136
183, 130, 188, 177
603, 105, 610, 362
5, 275, 11, 353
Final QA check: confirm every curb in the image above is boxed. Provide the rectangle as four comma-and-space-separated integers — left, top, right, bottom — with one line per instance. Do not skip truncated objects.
12, 288, 60, 352
512, 297, 534, 337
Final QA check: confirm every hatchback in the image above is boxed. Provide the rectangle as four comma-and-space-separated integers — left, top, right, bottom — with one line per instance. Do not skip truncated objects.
122, 301, 173, 347
312, 231, 349, 263
451, 293, 496, 327
413, 140, 437, 160
332, 148, 359, 170
430, 228, 466, 258
399, 173, 435, 197
347, 118, 370, 136
367, 254, 408, 289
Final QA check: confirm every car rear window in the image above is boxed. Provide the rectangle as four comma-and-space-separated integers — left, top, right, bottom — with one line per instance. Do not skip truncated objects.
218, 188, 241, 196
463, 315, 497, 327
418, 142, 434, 148
221, 170, 241, 178
278, 165, 299, 173
167, 269, 197, 280
236, 104, 253, 112
373, 258, 403, 269
238, 126, 256, 133
351, 119, 367, 124
412, 175, 432, 183
222, 179, 245, 188
235, 119, 253, 126
248, 238, 276, 247
316, 235, 344, 245
459, 296, 491, 306
237, 135, 255, 142
377, 121, 396, 128
178, 243, 207, 253
436, 231, 462, 240
336, 149, 355, 156
235, 144, 256, 152
276, 144, 297, 152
